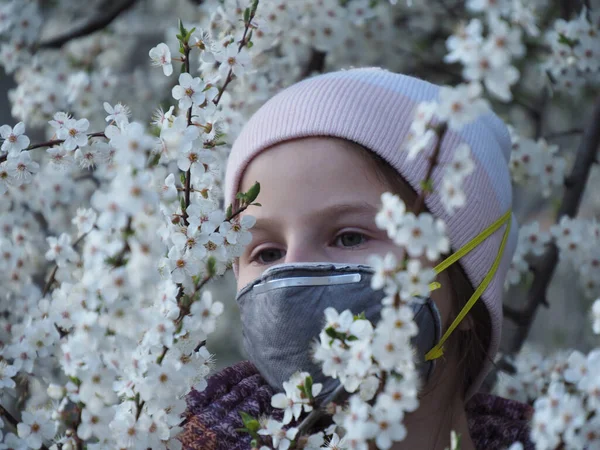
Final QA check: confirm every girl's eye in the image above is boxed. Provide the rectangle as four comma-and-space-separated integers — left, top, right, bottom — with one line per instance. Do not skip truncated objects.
252, 248, 285, 265
334, 232, 368, 248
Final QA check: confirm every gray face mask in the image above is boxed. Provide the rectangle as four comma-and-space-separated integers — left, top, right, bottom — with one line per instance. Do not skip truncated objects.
236, 262, 442, 401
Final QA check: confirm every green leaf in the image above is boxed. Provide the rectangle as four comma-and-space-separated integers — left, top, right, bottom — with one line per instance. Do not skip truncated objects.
305, 375, 313, 399
179, 19, 187, 39
353, 312, 366, 321
207, 256, 216, 277
251, 0, 259, 14
346, 335, 359, 342
420, 178, 434, 193
325, 326, 338, 339
239, 411, 260, 432
180, 172, 186, 185
186, 27, 197, 41
243, 7, 250, 23
245, 181, 261, 203
250, 202, 261, 207
558, 32, 579, 47
246, 40, 254, 49
226, 204, 233, 220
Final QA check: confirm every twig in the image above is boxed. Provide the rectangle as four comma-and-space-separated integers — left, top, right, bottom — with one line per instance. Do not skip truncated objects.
545, 128, 585, 140
0, 132, 106, 164
301, 49, 326, 79
213, 10, 255, 106
0, 404, 19, 429
36, 0, 138, 49
506, 95, 600, 354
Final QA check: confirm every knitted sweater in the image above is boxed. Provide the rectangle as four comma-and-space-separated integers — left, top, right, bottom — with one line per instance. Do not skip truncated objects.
179, 361, 534, 450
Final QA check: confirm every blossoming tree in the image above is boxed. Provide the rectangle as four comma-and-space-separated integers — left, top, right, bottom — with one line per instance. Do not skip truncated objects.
0, 0, 599, 449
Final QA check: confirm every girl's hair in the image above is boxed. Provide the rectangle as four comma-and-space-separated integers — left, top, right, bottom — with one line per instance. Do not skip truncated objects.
346, 139, 492, 398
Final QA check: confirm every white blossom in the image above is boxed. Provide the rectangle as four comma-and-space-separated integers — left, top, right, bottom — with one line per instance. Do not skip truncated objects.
17, 411, 56, 450
172, 72, 207, 110
0, 121, 29, 155
437, 82, 491, 128
257, 419, 298, 450
56, 117, 90, 151
149, 42, 173, 76
593, 299, 600, 334
214, 43, 252, 78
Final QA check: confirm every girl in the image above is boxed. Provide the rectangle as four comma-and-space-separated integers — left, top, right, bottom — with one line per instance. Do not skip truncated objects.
180, 68, 533, 450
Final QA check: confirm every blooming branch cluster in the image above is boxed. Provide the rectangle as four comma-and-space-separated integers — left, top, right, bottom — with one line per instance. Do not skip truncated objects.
543, 8, 600, 93
495, 299, 600, 449
446, 1, 532, 101
505, 216, 600, 298
0, 1, 265, 447
508, 127, 567, 198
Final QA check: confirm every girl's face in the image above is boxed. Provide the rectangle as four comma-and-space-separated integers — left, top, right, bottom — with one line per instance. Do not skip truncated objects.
236, 136, 466, 405
237, 137, 397, 287
236, 137, 452, 321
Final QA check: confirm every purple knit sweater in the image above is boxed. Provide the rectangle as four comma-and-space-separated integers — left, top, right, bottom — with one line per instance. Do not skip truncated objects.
179, 361, 534, 450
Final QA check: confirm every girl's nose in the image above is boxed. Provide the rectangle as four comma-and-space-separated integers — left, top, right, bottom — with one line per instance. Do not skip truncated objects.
283, 241, 327, 264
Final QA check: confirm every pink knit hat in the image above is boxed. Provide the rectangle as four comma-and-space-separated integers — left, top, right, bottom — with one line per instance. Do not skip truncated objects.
224, 67, 518, 398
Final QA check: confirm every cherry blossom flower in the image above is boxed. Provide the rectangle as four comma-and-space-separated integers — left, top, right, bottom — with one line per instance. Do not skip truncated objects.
592, 299, 600, 334
440, 177, 467, 215
396, 259, 436, 299
271, 371, 322, 424
5, 150, 40, 186
187, 291, 224, 334
172, 72, 207, 110
437, 82, 491, 129
374, 192, 406, 239
103, 102, 131, 127
46, 144, 74, 171
57, 117, 90, 151
445, 19, 483, 64
0, 360, 17, 389
370, 402, 407, 449
0, 121, 29, 156
17, 411, 56, 450
393, 212, 450, 261
149, 42, 173, 76
215, 44, 252, 78
257, 419, 298, 450
45, 233, 79, 265
71, 208, 97, 237
367, 252, 399, 291
0, 161, 14, 193
518, 221, 550, 257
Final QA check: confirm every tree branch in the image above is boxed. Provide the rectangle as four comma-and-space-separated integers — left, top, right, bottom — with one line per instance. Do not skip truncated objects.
36, 0, 138, 49
506, 95, 600, 354
301, 49, 326, 79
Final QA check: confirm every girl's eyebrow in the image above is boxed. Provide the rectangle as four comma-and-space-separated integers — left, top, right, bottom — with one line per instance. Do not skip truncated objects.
250, 202, 379, 234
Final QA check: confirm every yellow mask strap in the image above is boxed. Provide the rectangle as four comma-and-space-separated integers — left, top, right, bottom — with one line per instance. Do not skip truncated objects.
424, 209, 512, 361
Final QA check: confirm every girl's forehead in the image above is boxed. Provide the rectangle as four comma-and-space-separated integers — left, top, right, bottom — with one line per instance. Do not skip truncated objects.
239, 137, 381, 191
237, 138, 391, 225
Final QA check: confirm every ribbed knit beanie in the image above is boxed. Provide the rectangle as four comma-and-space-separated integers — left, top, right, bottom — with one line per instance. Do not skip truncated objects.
224, 67, 518, 399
